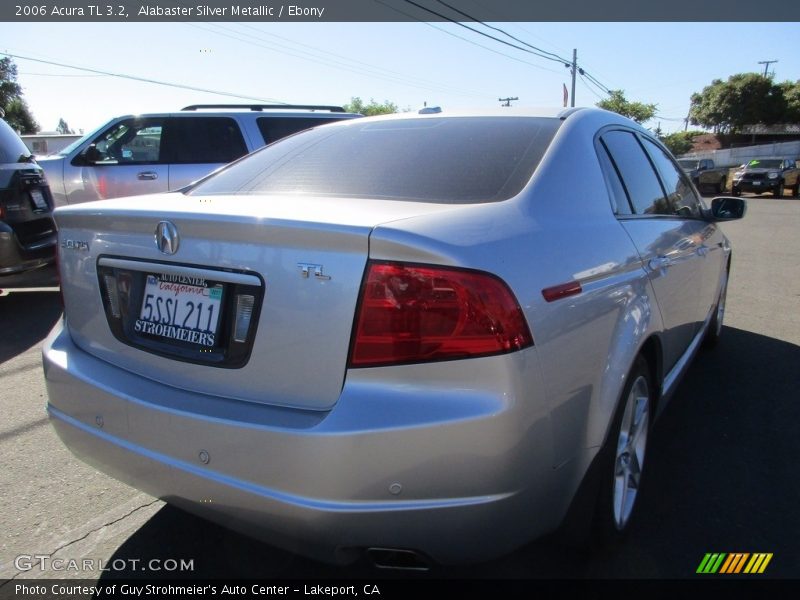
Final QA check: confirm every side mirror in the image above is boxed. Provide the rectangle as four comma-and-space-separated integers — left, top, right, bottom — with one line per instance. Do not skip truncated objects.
707, 197, 746, 221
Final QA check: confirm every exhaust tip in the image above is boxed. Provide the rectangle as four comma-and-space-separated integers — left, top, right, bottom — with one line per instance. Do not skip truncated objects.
366, 548, 431, 571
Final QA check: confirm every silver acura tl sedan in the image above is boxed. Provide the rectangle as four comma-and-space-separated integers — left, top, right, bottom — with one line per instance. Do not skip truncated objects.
43, 107, 745, 567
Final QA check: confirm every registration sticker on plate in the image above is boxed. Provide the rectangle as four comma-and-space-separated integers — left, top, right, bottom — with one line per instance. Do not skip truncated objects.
29, 188, 48, 211
134, 274, 224, 347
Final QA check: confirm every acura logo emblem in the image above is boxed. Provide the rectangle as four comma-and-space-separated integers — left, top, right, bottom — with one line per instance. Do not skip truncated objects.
155, 221, 180, 255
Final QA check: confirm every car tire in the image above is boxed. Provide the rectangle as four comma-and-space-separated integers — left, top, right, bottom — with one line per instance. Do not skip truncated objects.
773, 182, 784, 198
731, 186, 741, 196
703, 268, 728, 349
794, 182, 800, 198
716, 180, 725, 194
593, 355, 653, 545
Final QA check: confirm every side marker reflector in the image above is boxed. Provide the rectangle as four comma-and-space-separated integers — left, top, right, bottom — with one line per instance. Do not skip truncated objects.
542, 281, 582, 303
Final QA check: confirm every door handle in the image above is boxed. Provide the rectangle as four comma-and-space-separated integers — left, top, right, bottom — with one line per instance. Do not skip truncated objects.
648, 256, 670, 271
137, 171, 158, 180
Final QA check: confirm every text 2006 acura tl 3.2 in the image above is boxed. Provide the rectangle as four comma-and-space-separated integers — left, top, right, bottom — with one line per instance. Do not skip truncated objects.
43, 107, 745, 567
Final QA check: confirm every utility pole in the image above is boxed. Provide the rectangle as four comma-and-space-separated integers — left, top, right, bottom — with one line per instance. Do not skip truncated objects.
570, 49, 577, 107
758, 60, 778, 77
498, 97, 518, 107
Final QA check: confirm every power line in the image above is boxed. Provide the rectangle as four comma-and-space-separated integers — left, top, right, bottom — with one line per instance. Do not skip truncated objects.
190, 22, 491, 100
2, 52, 288, 104
400, 0, 616, 105
19, 71, 103, 78
234, 23, 490, 99
374, 0, 565, 75
432, 0, 569, 63
579, 73, 605, 100
401, 0, 568, 65
653, 115, 688, 122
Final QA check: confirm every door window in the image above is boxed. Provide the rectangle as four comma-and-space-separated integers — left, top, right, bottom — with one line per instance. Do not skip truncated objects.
641, 138, 702, 218
89, 119, 164, 164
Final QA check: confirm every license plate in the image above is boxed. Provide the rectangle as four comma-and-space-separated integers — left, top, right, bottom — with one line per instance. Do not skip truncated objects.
135, 274, 224, 347
29, 188, 48, 210
753, 181, 761, 186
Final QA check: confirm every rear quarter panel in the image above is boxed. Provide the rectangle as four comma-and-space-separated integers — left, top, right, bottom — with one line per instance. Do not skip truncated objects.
369, 110, 665, 471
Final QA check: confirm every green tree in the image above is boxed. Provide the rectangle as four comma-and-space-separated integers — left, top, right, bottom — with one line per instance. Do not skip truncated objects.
780, 80, 800, 123
659, 130, 704, 156
689, 73, 788, 134
0, 57, 38, 133
343, 97, 398, 116
56, 118, 74, 134
597, 90, 657, 124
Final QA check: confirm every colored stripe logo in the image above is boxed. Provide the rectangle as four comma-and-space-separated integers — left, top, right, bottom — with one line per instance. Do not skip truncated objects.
697, 553, 773, 574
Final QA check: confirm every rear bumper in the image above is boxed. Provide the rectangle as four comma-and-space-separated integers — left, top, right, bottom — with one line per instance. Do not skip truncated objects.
0, 260, 57, 289
733, 179, 780, 193
0, 223, 57, 288
43, 323, 576, 565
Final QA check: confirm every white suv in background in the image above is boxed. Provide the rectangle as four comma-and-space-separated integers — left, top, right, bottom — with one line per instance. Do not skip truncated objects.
37, 104, 361, 206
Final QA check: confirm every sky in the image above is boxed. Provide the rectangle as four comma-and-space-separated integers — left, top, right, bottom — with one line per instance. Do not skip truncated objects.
1, 21, 797, 135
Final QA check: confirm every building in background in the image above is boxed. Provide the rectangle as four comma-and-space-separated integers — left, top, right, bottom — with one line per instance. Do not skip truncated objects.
21, 133, 82, 156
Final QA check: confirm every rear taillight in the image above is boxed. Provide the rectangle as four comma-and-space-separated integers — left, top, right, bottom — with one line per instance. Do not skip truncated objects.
349, 261, 533, 367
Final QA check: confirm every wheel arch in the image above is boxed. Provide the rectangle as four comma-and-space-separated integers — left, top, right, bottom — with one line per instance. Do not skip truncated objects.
584, 283, 664, 452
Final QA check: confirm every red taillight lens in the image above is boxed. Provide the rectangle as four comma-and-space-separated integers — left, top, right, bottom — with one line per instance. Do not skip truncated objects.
349, 261, 533, 367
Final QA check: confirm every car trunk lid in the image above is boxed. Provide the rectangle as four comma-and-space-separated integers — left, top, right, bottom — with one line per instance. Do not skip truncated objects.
54, 192, 456, 410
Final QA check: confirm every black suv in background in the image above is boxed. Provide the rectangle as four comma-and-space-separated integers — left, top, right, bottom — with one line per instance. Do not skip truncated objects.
0, 116, 58, 294
731, 158, 800, 198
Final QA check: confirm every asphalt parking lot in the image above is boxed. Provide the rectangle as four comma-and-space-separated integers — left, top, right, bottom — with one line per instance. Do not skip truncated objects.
1, 193, 798, 582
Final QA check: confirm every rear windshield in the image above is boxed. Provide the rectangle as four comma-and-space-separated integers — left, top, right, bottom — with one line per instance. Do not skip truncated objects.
0, 119, 32, 163
187, 117, 561, 204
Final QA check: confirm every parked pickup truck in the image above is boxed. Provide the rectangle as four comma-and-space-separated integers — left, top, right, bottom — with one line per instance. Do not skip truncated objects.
731, 158, 800, 198
676, 158, 729, 194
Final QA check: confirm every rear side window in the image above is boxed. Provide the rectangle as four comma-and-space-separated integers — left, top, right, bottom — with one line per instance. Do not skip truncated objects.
162, 117, 248, 164
189, 117, 561, 204
596, 139, 633, 215
0, 119, 32, 163
600, 130, 669, 216
256, 117, 340, 145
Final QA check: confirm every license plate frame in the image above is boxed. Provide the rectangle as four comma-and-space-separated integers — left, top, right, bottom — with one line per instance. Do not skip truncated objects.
135, 273, 225, 348
29, 188, 48, 211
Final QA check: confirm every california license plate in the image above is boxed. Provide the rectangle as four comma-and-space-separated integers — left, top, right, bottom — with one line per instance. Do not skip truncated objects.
29, 188, 48, 210
135, 274, 224, 347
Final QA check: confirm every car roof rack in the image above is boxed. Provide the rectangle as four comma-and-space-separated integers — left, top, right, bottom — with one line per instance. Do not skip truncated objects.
181, 104, 346, 113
